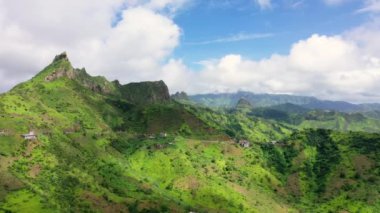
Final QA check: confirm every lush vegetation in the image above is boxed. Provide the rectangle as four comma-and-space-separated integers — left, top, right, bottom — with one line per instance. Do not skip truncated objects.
0, 54, 379, 212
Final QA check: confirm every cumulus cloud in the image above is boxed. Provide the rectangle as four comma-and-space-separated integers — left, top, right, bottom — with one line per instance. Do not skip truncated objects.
78, 7, 180, 81
167, 32, 380, 103
0, 0, 184, 91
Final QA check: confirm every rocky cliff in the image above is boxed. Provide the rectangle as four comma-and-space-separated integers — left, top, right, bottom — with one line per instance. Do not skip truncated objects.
42, 52, 118, 94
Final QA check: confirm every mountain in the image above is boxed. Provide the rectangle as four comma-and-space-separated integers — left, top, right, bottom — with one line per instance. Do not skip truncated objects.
189, 91, 380, 112
248, 103, 380, 133
40, 52, 119, 95
364, 110, 380, 119
235, 98, 252, 110
262, 129, 380, 212
171, 91, 189, 101
268, 103, 310, 114
359, 103, 380, 112
190, 91, 318, 108
120, 80, 171, 105
302, 100, 360, 112
0, 53, 379, 213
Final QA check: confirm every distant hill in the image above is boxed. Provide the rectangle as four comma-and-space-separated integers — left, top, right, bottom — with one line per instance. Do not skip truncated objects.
190, 91, 317, 108
267, 103, 310, 114
189, 91, 380, 112
171, 91, 189, 101
235, 98, 252, 110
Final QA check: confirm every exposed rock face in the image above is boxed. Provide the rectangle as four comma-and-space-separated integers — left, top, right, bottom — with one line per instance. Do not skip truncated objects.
120, 80, 171, 105
172, 91, 189, 101
45, 52, 75, 82
44, 52, 116, 94
73, 69, 116, 94
43, 53, 170, 100
45, 68, 75, 82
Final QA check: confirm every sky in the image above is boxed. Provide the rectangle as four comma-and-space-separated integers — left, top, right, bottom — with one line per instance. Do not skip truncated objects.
0, 0, 380, 103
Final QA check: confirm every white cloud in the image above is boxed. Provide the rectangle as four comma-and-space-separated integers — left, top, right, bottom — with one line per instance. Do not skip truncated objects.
166, 32, 380, 103
161, 59, 195, 91
0, 0, 184, 91
290, 1, 305, 9
323, 0, 350, 6
146, 0, 189, 13
77, 7, 181, 82
357, 0, 380, 13
255, 0, 272, 9
325, 0, 380, 13
1, 0, 380, 103
125, 0, 189, 14
345, 18, 380, 57
187, 33, 273, 45
288, 35, 359, 72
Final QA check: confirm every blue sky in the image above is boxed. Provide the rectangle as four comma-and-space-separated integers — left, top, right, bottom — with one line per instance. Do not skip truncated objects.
1, 0, 380, 102
173, 0, 368, 68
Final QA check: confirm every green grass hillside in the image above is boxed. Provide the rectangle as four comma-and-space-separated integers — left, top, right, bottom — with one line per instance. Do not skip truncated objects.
261, 129, 380, 212
249, 104, 380, 133
0, 53, 379, 212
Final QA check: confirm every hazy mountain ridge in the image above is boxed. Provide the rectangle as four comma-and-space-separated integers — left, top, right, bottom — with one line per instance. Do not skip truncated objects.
189, 91, 380, 112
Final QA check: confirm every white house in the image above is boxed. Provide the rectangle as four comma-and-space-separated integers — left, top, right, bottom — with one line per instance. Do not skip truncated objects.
0, 130, 7, 136
22, 131, 37, 140
238, 140, 251, 148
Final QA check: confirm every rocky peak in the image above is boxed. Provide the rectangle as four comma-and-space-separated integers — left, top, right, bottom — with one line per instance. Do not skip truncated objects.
44, 52, 74, 82
53, 52, 69, 63
43, 52, 117, 94
44, 67, 74, 82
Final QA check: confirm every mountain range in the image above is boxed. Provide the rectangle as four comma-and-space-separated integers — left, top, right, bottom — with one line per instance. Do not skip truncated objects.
188, 91, 380, 112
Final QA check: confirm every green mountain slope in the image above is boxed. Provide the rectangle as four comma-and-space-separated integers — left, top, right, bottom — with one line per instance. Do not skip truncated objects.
249, 104, 380, 133
262, 129, 380, 212
0, 53, 379, 212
